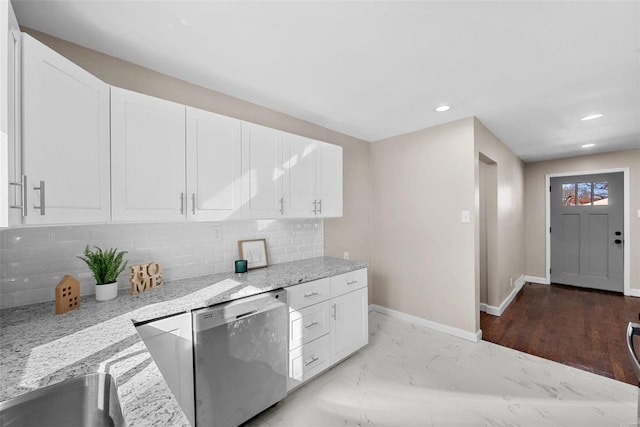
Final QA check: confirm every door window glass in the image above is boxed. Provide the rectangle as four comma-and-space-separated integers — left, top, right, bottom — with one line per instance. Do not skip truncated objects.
593, 182, 609, 205
562, 183, 576, 206
577, 183, 592, 205
562, 181, 609, 206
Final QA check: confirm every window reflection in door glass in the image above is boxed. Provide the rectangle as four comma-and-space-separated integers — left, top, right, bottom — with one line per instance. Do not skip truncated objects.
562, 183, 576, 206
593, 181, 609, 205
577, 183, 592, 205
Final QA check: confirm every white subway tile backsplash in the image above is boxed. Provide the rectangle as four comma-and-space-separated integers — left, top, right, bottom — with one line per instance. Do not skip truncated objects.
0, 219, 323, 309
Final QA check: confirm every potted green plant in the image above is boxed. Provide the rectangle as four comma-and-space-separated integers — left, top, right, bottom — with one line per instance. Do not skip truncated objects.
78, 246, 128, 301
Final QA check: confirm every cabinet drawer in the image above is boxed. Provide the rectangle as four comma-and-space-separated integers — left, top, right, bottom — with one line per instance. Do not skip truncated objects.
330, 268, 367, 298
289, 301, 330, 350
288, 334, 330, 390
286, 278, 331, 310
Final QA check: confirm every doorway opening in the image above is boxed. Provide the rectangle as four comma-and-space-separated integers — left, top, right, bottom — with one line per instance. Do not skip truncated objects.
479, 153, 498, 311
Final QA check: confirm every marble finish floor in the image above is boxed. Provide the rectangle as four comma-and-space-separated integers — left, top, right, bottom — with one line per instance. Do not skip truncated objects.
247, 311, 636, 427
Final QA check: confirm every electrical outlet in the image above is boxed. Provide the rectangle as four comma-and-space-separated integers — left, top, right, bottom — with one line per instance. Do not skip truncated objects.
213, 225, 222, 241
343, 252, 349, 260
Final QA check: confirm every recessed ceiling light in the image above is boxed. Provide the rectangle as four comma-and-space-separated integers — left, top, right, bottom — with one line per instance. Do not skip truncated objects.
580, 113, 603, 121
435, 105, 451, 113
582, 143, 595, 148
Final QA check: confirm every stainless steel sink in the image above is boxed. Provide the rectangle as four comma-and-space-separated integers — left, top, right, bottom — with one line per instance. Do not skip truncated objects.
0, 373, 124, 427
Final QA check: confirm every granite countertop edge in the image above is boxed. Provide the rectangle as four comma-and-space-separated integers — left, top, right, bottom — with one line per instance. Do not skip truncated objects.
0, 256, 367, 426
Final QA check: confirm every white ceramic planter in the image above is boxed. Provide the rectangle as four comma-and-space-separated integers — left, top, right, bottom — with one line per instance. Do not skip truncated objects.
95, 282, 118, 301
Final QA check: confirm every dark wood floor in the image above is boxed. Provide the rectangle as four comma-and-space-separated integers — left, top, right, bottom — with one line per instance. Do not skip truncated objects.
481, 283, 640, 386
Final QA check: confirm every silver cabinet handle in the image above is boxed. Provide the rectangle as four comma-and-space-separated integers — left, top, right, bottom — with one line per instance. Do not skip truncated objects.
304, 321, 319, 329
33, 180, 45, 215
191, 193, 196, 215
9, 174, 27, 216
318, 199, 322, 214
304, 356, 319, 367
279, 197, 284, 215
347, 280, 358, 285
180, 193, 184, 214
331, 303, 336, 320
304, 291, 319, 298
312, 200, 317, 215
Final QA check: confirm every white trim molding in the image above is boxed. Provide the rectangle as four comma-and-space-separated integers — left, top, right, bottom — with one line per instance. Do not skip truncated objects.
480, 275, 526, 316
545, 168, 630, 295
524, 275, 550, 285
369, 304, 481, 343
629, 289, 640, 298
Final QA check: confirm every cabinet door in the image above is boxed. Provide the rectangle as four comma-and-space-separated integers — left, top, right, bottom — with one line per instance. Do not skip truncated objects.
331, 287, 368, 363
241, 121, 284, 218
283, 132, 316, 217
21, 34, 110, 224
4, 7, 20, 227
111, 87, 186, 222
316, 142, 343, 217
136, 313, 195, 426
186, 107, 241, 221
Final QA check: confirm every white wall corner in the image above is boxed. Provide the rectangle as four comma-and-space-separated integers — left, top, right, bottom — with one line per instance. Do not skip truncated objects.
524, 275, 550, 285
368, 304, 480, 343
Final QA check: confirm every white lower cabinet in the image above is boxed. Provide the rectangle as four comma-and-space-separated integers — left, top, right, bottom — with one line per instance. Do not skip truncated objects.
135, 313, 195, 426
286, 268, 368, 391
331, 287, 369, 362
288, 334, 331, 388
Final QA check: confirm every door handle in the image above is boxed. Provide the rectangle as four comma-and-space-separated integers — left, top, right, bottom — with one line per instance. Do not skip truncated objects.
33, 180, 45, 215
615, 239, 622, 244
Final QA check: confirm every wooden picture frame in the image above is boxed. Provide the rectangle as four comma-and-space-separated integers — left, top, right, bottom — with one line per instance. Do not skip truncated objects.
238, 239, 269, 270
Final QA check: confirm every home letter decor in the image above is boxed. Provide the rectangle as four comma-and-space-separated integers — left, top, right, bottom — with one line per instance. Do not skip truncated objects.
130, 262, 163, 295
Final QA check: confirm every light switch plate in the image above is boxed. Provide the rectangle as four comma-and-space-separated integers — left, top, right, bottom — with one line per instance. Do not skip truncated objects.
461, 210, 471, 224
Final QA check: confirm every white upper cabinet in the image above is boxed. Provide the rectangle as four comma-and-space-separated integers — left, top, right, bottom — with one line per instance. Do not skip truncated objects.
284, 133, 317, 218
21, 34, 110, 225
316, 142, 343, 217
241, 121, 285, 218
243, 127, 343, 220
111, 87, 186, 222
282, 133, 343, 218
186, 107, 242, 221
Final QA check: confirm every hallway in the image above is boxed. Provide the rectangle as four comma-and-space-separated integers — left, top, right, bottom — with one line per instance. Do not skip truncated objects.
481, 283, 640, 385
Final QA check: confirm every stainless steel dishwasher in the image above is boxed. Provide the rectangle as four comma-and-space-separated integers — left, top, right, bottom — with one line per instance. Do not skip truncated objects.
192, 290, 288, 427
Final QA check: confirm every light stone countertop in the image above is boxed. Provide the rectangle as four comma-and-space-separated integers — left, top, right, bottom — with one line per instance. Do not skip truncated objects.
0, 256, 367, 426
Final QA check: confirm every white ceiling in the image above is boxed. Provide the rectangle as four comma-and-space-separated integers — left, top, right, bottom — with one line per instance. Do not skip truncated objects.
12, 1, 640, 162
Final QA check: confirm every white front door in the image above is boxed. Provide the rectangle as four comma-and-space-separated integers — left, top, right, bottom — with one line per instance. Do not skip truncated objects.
550, 172, 624, 292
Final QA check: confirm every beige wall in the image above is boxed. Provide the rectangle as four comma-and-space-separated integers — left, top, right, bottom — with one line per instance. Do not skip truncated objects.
474, 119, 526, 310
371, 118, 478, 334
524, 149, 640, 292
23, 28, 373, 294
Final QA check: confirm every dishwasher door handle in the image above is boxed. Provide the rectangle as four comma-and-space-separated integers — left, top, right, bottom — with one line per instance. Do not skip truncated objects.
626, 322, 640, 380
236, 309, 258, 320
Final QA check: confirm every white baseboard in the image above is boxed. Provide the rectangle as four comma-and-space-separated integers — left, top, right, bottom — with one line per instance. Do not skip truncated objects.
369, 304, 481, 343
628, 289, 640, 298
480, 275, 526, 317
524, 275, 550, 285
